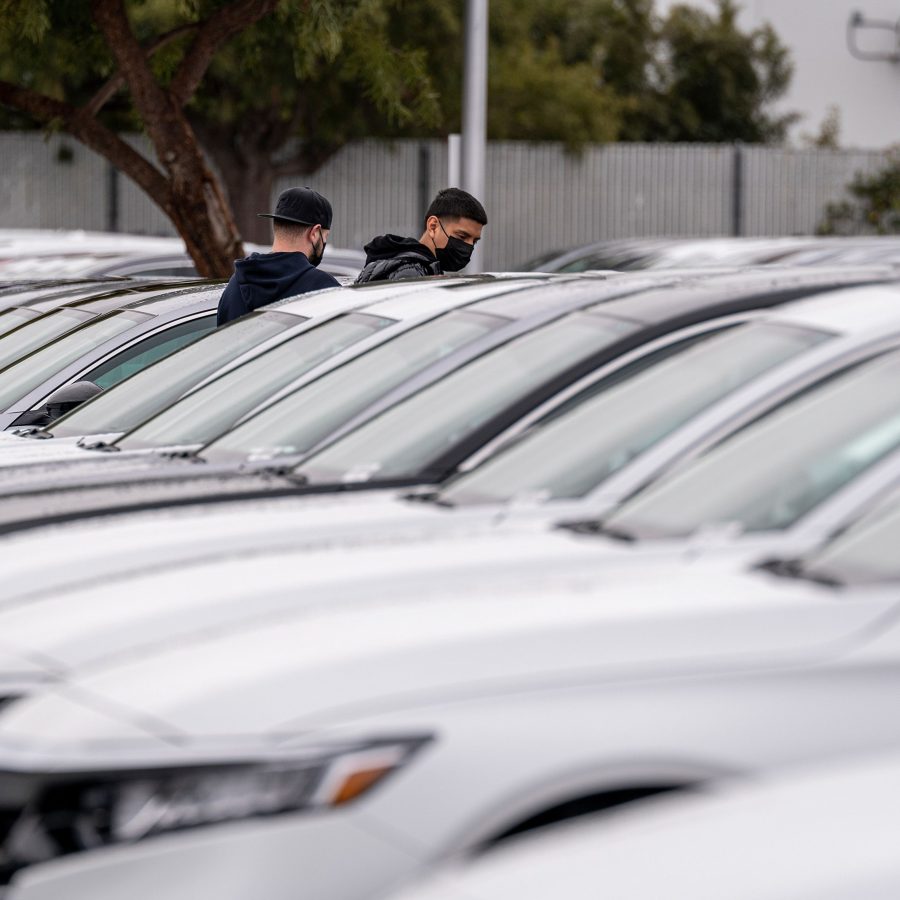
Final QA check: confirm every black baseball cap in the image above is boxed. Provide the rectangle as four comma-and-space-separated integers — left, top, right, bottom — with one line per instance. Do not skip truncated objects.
259, 187, 333, 229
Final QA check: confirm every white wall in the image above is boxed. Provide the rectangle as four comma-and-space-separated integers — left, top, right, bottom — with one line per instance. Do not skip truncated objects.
655, 0, 900, 149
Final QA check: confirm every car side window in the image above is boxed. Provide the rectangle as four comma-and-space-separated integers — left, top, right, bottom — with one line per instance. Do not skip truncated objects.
87, 315, 216, 390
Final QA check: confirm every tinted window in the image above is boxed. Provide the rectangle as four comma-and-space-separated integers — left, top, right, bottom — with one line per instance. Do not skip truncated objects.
299, 313, 637, 483
443, 323, 830, 505
0, 311, 148, 409
608, 351, 900, 538
87, 315, 216, 390
201, 310, 505, 461
51, 311, 296, 438
119, 313, 395, 449
805, 501, 900, 584
0, 308, 94, 369
0, 308, 38, 337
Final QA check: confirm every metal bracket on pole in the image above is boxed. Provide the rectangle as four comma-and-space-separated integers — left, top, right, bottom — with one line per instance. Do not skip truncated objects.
847, 11, 900, 62
448, 134, 462, 187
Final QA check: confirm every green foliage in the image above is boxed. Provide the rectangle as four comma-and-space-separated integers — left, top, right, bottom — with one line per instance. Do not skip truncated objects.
382, 0, 795, 147
0, 0, 123, 127
819, 152, 900, 236
0, 0, 797, 162
0, 0, 52, 42
802, 105, 841, 150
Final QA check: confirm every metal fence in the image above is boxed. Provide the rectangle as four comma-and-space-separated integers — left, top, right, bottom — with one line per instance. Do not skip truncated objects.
0, 132, 890, 270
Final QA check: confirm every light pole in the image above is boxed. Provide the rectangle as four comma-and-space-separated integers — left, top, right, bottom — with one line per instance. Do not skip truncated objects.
461, 0, 487, 272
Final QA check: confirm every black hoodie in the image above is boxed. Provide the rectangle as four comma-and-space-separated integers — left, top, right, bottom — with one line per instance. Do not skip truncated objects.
354, 234, 442, 284
217, 251, 340, 326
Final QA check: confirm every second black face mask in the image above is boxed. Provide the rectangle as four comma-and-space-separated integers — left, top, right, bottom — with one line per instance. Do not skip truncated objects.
308, 234, 326, 268
436, 235, 474, 271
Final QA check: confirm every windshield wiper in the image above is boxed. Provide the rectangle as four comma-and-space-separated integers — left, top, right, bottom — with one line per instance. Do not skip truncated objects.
754, 557, 845, 588
78, 438, 120, 452
13, 426, 52, 440
401, 488, 455, 508
556, 519, 638, 543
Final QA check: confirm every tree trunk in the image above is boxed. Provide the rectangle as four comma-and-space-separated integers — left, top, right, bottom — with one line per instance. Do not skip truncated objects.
196, 128, 276, 246
151, 115, 245, 277
88, 0, 278, 277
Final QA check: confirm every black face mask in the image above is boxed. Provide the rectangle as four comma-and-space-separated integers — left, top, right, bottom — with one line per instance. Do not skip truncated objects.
435, 220, 474, 272
308, 231, 326, 268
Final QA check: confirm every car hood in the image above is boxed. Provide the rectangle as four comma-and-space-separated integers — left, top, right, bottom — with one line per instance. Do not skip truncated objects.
0, 444, 194, 488
0, 434, 126, 468
0, 559, 893, 766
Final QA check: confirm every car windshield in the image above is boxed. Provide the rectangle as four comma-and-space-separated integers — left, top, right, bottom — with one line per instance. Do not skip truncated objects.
0, 307, 94, 370
802, 499, 900, 584
200, 309, 507, 462
50, 310, 299, 438
297, 312, 639, 484
0, 308, 38, 337
0, 311, 149, 410
441, 322, 830, 505
119, 312, 395, 450
606, 350, 900, 539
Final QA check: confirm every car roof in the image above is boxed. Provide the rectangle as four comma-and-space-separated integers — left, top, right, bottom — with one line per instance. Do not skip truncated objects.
286, 266, 895, 463
184, 276, 583, 397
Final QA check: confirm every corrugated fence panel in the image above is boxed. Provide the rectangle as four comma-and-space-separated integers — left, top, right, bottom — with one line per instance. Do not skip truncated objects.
742, 146, 888, 236
1, 132, 896, 269
117, 135, 177, 236
275, 139, 431, 260
0, 133, 108, 231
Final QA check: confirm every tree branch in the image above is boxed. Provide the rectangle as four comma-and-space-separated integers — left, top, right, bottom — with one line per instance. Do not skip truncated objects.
90, 0, 171, 126
0, 79, 171, 208
85, 22, 199, 117
170, 0, 281, 106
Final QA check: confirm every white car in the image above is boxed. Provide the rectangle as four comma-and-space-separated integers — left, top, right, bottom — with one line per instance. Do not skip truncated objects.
384, 751, 900, 900
2, 491, 900, 899
0, 229, 365, 279
0, 274, 548, 464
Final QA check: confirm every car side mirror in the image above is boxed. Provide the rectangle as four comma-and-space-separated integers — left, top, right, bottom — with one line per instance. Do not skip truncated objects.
11, 380, 106, 428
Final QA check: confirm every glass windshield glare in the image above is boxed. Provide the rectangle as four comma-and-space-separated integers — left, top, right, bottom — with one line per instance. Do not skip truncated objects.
299, 312, 639, 484
0, 309, 38, 337
51, 311, 296, 438
805, 500, 900, 584
607, 350, 900, 538
0, 308, 93, 370
119, 312, 395, 450
0, 311, 147, 410
201, 309, 505, 462
441, 322, 830, 505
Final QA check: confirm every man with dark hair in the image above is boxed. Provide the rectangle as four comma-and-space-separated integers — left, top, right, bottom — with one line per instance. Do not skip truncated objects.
217, 187, 340, 326
355, 187, 487, 284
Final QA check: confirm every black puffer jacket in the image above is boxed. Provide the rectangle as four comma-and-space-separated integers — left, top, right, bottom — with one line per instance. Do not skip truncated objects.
355, 235, 442, 284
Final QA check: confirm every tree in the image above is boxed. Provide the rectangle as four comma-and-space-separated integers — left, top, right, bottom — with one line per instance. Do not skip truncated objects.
0, 0, 440, 272
818, 151, 900, 236
0, 0, 795, 265
642, 0, 797, 143
183, 1, 440, 242
381, 0, 795, 146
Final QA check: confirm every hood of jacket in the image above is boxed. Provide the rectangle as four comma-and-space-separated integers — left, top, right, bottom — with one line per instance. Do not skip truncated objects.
363, 234, 437, 264
234, 251, 315, 311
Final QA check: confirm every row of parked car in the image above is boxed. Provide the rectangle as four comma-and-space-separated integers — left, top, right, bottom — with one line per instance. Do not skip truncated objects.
0, 231, 899, 898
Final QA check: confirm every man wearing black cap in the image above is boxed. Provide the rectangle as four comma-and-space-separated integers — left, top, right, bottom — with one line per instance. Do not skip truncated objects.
217, 187, 340, 326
